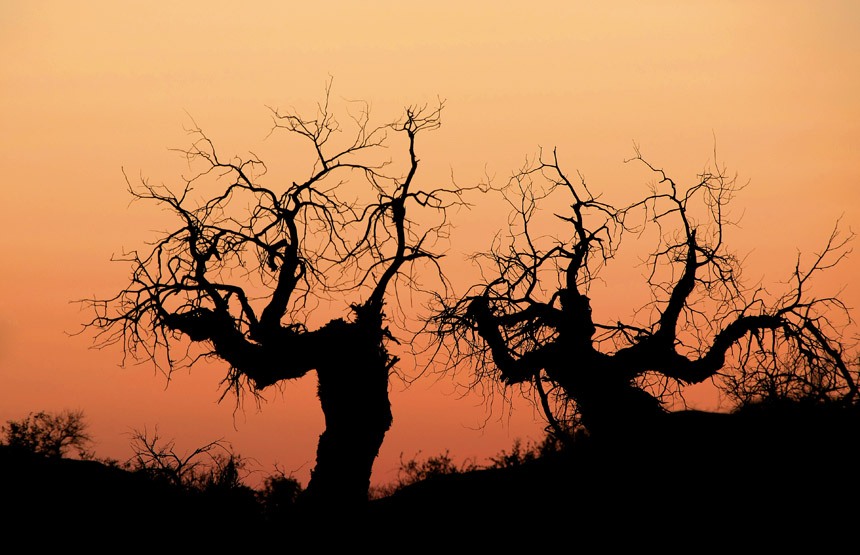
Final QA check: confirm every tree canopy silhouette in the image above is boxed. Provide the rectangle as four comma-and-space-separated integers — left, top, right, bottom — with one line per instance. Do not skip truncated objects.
86, 84, 462, 503
435, 147, 858, 438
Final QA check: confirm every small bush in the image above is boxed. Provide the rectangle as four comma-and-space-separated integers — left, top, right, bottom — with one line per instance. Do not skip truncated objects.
1, 409, 92, 459
487, 433, 569, 469
372, 451, 477, 498
126, 427, 250, 491
258, 469, 303, 520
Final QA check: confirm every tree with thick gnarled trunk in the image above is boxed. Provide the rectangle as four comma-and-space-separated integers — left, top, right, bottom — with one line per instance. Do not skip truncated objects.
86, 85, 461, 504
435, 147, 857, 438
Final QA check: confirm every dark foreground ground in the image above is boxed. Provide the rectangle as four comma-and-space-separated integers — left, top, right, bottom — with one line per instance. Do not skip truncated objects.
2, 401, 858, 548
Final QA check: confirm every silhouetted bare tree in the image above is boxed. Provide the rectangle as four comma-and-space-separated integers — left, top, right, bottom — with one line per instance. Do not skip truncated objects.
435, 147, 857, 438
86, 84, 462, 503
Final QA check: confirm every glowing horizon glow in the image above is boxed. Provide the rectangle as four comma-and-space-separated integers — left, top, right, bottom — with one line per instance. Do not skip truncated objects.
1, 2, 858, 488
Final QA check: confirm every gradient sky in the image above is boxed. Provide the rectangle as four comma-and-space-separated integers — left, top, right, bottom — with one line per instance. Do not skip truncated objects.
2, 1, 859, 487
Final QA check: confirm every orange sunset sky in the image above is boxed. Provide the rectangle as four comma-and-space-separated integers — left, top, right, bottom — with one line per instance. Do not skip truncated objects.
2, 2, 859, 487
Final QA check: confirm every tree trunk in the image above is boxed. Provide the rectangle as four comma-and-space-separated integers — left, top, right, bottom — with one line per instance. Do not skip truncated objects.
575, 382, 666, 437
548, 361, 665, 438
302, 316, 393, 505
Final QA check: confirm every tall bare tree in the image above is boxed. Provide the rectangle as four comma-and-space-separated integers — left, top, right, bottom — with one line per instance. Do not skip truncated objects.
87, 85, 462, 503
435, 147, 857, 438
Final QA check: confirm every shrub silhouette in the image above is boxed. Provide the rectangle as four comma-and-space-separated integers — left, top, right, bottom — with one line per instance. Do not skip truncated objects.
126, 427, 249, 490
1, 409, 92, 459
258, 470, 303, 522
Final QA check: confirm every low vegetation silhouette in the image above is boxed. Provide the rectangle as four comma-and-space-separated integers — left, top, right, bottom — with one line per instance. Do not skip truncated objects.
1, 401, 857, 543
126, 427, 248, 490
84, 83, 467, 504
0, 411, 301, 540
